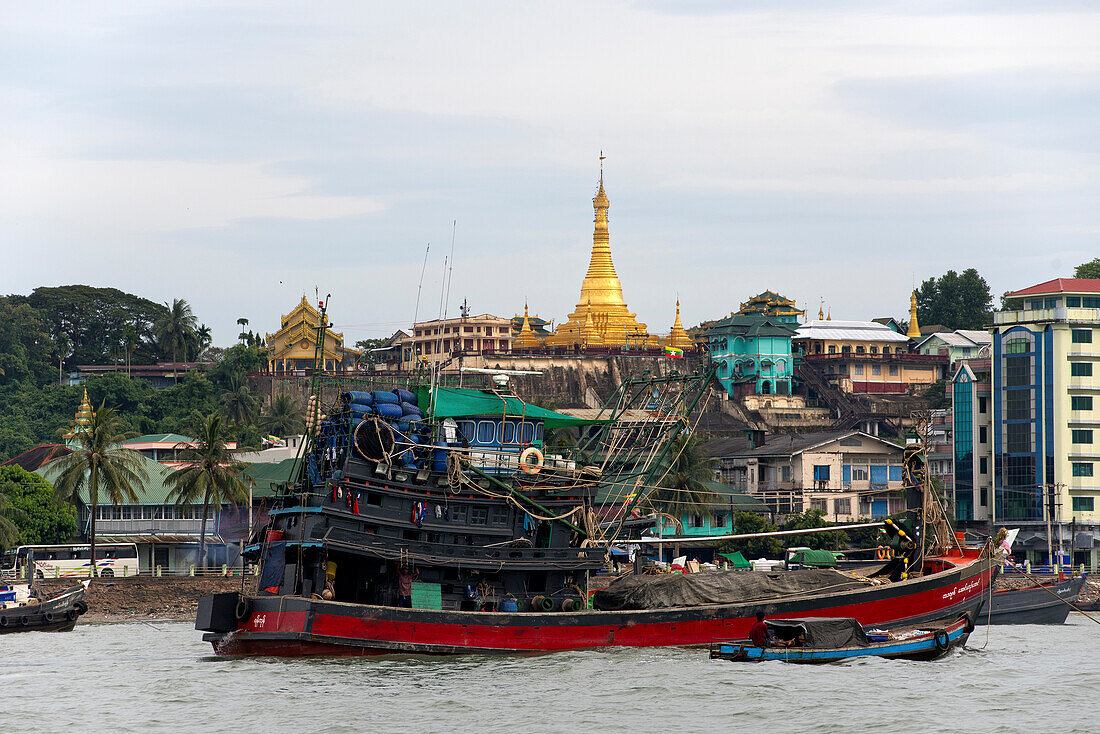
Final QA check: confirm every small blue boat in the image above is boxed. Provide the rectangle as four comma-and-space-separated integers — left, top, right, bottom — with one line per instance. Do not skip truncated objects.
710, 614, 973, 663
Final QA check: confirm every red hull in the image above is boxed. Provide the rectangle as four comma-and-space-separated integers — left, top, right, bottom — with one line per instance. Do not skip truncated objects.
204, 552, 997, 656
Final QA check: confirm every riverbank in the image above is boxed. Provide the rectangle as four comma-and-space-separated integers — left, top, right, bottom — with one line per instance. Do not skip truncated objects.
36, 577, 256, 622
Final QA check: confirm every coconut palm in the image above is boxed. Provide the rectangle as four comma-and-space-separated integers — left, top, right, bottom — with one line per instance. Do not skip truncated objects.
221, 373, 260, 425
48, 402, 148, 577
166, 413, 250, 569
155, 298, 199, 363
259, 394, 305, 437
648, 434, 719, 529
196, 323, 213, 359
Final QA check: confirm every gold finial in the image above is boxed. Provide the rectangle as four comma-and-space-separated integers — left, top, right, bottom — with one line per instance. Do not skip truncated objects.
906, 289, 921, 338
63, 388, 95, 440
826, 307, 831, 321
818, 299, 825, 321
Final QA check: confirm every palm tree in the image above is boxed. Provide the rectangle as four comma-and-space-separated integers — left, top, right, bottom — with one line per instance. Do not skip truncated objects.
648, 434, 719, 529
196, 324, 213, 359
259, 394, 305, 437
155, 298, 199, 363
48, 402, 148, 577
221, 373, 259, 426
0, 488, 27, 550
167, 413, 249, 569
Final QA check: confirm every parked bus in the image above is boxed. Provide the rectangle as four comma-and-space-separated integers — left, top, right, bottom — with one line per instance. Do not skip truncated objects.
0, 543, 140, 579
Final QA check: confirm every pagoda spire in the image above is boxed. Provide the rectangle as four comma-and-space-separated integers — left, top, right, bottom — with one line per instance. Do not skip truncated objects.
907, 290, 922, 338
63, 388, 94, 440
513, 303, 541, 349
667, 299, 693, 349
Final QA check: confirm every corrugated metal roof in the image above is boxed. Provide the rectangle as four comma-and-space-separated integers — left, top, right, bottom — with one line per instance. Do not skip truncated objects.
1008, 278, 1100, 297
794, 320, 911, 343
37, 453, 182, 504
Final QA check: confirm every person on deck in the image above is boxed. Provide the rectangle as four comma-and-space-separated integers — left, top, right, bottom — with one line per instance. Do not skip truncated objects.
749, 612, 769, 647
397, 565, 416, 607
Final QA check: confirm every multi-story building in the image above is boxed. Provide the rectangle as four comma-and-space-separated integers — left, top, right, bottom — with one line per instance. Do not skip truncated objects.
916, 330, 992, 368
950, 359, 993, 524
398, 312, 513, 370
794, 320, 946, 394
955, 278, 1100, 567
707, 314, 797, 397
266, 296, 357, 373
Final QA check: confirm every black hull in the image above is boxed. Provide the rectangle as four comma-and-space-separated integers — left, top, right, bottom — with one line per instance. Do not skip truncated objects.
979, 576, 1087, 625
0, 585, 88, 634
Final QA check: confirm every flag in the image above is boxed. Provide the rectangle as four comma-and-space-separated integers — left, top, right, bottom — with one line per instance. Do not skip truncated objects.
665, 346, 684, 358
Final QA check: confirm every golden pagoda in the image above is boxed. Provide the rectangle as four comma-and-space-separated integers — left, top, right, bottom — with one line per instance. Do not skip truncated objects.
62, 389, 94, 440
266, 296, 355, 373
512, 304, 543, 349
906, 290, 921, 339
665, 300, 693, 349
546, 158, 653, 348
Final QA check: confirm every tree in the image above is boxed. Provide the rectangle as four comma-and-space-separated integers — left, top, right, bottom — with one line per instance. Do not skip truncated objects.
0, 298, 55, 386
166, 413, 249, 568
155, 298, 199, 363
719, 511, 782, 559
0, 465, 77, 547
648, 435, 719, 525
260, 394, 305, 437
46, 401, 148, 576
780, 509, 849, 550
237, 318, 249, 344
1075, 258, 1100, 279
0, 486, 26, 549
915, 269, 993, 331
196, 324, 213, 359
221, 373, 259, 426
14, 285, 167, 367
354, 338, 389, 366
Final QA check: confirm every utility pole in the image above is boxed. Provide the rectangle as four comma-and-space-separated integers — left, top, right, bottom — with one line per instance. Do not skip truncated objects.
1044, 483, 1054, 569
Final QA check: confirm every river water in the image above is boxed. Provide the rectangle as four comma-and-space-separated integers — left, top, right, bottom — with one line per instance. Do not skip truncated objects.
3, 616, 1098, 733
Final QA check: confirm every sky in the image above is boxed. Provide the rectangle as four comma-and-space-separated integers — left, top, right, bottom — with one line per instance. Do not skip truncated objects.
3, 1, 1098, 347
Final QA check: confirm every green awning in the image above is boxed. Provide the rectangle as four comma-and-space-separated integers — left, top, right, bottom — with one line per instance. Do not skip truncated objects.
718, 551, 751, 568
417, 387, 601, 428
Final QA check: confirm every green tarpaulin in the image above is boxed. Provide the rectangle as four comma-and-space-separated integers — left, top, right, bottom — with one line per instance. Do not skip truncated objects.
417, 387, 601, 428
718, 551, 751, 568
789, 549, 843, 567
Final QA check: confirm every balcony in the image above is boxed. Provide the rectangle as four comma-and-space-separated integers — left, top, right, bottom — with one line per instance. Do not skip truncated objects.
91, 518, 206, 535
994, 307, 1100, 326
803, 352, 947, 365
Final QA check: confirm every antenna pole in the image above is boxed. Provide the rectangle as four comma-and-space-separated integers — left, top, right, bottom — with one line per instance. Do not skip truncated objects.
413, 243, 430, 325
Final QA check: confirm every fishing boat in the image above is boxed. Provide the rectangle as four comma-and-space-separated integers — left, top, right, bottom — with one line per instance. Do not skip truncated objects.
980, 575, 1087, 625
0, 583, 89, 634
196, 302, 998, 656
709, 614, 973, 663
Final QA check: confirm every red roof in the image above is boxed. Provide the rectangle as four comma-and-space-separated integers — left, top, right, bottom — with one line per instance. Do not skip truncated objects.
1007, 278, 1100, 297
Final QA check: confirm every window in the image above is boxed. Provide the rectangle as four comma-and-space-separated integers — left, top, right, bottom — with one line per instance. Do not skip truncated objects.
1072, 429, 1094, 444
828, 345, 836, 354
1072, 497, 1095, 513
1006, 390, 1032, 420
1007, 422, 1032, 452
851, 467, 869, 481
688, 514, 705, 528
1005, 356, 1031, 386
1044, 298, 1060, 309
1086, 297, 1100, 308
1072, 329, 1093, 344
1004, 338, 1029, 354
476, 421, 496, 444
980, 489, 988, 507
833, 498, 851, 515
501, 421, 516, 444
451, 505, 468, 523
1067, 297, 1082, 308
1072, 396, 1094, 411
871, 364, 881, 375
870, 346, 878, 354
888, 365, 898, 376
979, 426, 988, 443
979, 457, 988, 474
470, 507, 488, 525
456, 420, 476, 443
713, 512, 727, 528
842, 346, 851, 354
1071, 362, 1093, 377
1073, 462, 1094, 477
978, 397, 988, 414
810, 498, 828, 512
855, 346, 865, 354
853, 364, 863, 375
812, 465, 831, 481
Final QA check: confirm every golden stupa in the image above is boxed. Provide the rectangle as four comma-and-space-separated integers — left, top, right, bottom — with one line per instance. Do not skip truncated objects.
512, 303, 542, 349
906, 290, 921, 338
546, 158, 653, 348
665, 300, 693, 349
62, 388, 94, 440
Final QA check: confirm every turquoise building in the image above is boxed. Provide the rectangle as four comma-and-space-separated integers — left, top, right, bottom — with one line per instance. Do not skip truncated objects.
707, 314, 798, 397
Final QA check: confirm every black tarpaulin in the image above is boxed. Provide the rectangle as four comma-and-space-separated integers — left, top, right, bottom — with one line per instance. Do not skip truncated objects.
766, 617, 869, 649
259, 541, 285, 592
591, 569, 871, 610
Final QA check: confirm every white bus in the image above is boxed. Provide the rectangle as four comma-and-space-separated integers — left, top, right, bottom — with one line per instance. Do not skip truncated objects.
0, 543, 140, 579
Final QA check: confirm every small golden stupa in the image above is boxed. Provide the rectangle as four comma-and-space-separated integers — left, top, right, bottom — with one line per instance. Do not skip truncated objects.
665, 300, 693, 349
62, 388, 94, 440
907, 290, 921, 338
546, 156, 653, 348
512, 303, 542, 349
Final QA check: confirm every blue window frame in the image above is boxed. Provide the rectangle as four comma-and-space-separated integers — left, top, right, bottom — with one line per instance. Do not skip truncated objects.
502, 421, 516, 445
813, 465, 830, 481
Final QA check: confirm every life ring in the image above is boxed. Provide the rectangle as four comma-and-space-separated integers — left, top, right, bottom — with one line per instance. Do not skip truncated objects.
519, 447, 544, 475
934, 629, 950, 652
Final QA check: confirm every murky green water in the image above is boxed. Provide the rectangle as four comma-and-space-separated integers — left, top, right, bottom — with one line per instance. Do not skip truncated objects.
2, 616, 1098, 733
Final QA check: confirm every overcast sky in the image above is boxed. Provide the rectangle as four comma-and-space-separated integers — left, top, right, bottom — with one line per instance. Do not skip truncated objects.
3, 2, 1098, 346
